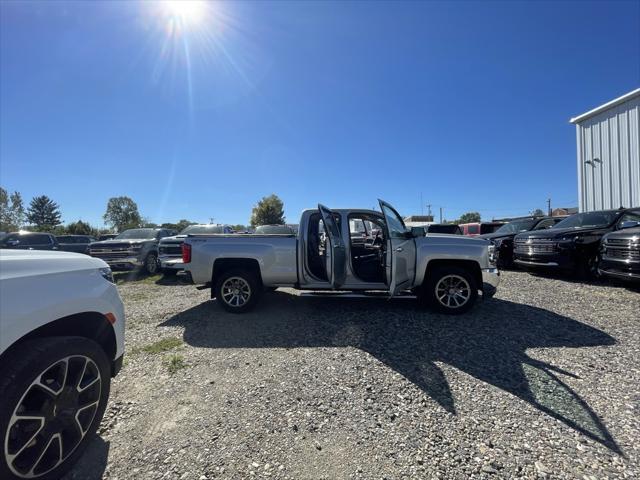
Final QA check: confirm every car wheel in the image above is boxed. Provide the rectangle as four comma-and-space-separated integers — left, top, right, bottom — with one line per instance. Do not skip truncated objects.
423, 266, 478, 314
584, 253, 602, 280
214, 269, 261, 313
144, 253, 159, 275
0, 337, 111, 480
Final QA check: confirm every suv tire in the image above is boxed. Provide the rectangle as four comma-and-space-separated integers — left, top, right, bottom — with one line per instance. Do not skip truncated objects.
144, 253, 159, 275
214, 269, 261, 313
0, 337, 111, 480
422, 266, 478, 314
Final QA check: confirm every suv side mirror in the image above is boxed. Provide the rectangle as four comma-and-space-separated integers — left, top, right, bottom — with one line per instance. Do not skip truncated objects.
6, 239, 19, 247
410, 227, 426, 237
619, 220, 640, 230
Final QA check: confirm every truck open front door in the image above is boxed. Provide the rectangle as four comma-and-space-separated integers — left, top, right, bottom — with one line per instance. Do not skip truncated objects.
378, 199, 417, 295
318, 204, 347, 288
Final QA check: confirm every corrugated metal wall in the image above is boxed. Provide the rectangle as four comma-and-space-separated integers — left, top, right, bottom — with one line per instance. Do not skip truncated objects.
576, 95, 640, 212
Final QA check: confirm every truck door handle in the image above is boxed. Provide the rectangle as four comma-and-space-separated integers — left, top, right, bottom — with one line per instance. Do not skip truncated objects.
395, 247, 403, 252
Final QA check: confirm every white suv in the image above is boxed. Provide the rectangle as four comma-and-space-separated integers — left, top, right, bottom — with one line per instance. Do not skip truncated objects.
0, 250, 125, 480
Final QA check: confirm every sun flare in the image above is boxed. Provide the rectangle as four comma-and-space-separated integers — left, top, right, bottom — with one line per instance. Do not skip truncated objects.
162, 0, 208, 25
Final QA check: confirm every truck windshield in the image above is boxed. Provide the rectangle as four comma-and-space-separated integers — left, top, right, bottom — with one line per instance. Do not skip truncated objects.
181, 225, 226, 234
552, 211, 619, 229
494, 219, 537, 234
116, 229, 157, 240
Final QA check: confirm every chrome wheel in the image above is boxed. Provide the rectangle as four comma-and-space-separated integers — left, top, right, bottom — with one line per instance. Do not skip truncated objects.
4, 356, 102, 479
221, 276, 252, 307
435, 274, 471, 309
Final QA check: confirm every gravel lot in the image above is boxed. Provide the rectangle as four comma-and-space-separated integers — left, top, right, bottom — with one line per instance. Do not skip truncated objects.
65, 271, 639, 480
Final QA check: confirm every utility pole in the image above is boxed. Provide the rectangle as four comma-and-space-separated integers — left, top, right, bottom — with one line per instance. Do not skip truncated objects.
547, 198, 551, 216
209, 217, 215, 224
421, 193, 423, 216
427, 204, 432, 218
439, 207, 443, 223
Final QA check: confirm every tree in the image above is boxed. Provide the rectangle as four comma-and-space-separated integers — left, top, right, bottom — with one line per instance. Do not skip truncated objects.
250, 194, 285, 227
26, 195, 62, 231
532, 208, 545, 216
0, 188, 26, 231
66, 220, 93, 235
231, 224, 247, 232
458, 212, 481, 223
103, 196, 143, 232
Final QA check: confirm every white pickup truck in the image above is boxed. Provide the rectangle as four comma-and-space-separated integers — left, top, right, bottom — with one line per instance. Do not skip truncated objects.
0, 250, 125, 480
184, 200, 499, 314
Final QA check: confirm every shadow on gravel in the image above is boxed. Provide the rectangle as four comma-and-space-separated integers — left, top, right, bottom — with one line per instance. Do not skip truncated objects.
161, 293, 621, 454
63, 436, 109, 480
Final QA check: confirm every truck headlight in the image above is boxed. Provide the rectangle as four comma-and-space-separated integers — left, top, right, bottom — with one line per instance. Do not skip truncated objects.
488, 244, 497, 265
99, 267, 115, 283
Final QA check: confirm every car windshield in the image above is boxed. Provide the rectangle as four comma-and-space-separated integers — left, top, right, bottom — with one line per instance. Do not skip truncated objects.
552, 211, 619, 229
115, 229, 157, 240
494, 219, 537, 234
181, 225, 226, 234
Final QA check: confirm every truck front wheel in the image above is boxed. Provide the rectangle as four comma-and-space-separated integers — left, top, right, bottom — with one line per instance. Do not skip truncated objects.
214, 269, 261, 313
422, 266, 478, 314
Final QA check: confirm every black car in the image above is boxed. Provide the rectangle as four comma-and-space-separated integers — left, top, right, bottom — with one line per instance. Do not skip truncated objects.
56, 234, 97, 254
513, 208, 640, 277
479, 216, 561, 268
598, 224, 640, 283
0, 231, 59, 250
425, 224, 463, 235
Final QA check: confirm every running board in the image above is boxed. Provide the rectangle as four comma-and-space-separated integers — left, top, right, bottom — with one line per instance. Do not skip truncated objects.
299, 291, 417, 299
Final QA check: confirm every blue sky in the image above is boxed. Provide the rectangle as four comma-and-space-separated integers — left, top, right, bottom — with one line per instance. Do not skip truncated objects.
1, 0, 638, 226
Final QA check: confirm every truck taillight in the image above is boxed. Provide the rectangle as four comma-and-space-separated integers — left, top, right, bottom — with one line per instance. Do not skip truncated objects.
182, 243, 192, 264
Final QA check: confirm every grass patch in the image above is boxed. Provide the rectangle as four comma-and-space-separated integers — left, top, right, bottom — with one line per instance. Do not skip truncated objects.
165, 354, 187, 374
133, 337, 183, 355
113, 272, 162, 285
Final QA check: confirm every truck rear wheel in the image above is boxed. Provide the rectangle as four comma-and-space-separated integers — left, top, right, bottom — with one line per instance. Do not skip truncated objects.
214, 269, 261, 313
422, 266, 478, 314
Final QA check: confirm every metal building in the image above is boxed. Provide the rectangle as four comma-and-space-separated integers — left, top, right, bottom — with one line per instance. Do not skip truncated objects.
570, 88, 640, 212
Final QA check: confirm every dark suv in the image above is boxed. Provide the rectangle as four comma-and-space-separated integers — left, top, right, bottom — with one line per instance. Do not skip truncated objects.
598, 224, 640, 283
479, 216, 561, 268
88, 228, 176, 274
513, 208, 640, 277
0, 231, 59, 250
56, 234, 97, 254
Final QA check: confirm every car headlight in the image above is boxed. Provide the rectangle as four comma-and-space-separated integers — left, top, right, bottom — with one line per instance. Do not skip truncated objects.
487, 244, 497, 265
99, 267, 115, 283
129, 243, 143, 251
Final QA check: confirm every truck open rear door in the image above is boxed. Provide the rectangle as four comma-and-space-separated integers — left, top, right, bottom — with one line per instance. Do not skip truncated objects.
318, 204, 347, 288
378, 199, 416, 295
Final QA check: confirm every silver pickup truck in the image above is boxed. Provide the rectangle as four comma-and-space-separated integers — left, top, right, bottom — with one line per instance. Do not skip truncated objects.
183, 200, 499, 314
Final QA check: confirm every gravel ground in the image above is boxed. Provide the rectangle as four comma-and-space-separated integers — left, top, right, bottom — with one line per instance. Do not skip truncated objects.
64, 271, 639, 480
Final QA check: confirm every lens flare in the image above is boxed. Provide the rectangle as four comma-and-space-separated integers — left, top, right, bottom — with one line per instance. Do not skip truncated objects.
162, 0, 208, 25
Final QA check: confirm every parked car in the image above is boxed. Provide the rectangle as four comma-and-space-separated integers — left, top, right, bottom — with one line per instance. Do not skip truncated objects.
513, 208, 640, 277
183, 199, 499, 315
0, 249, 125, 480
479, 216, 562, 267
88, 228, 176, 275
56, 234, 97, 254
598, 223, 640, 283
159, 224, 233, 275
425, 224, 463, 235
0, 231, 59, 251
98, 234, 117, 241
253, 225, 296, 235
459, 222, 505, 236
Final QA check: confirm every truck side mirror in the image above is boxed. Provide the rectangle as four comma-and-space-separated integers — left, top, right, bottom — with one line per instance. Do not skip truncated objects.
410, 227, 426, 237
